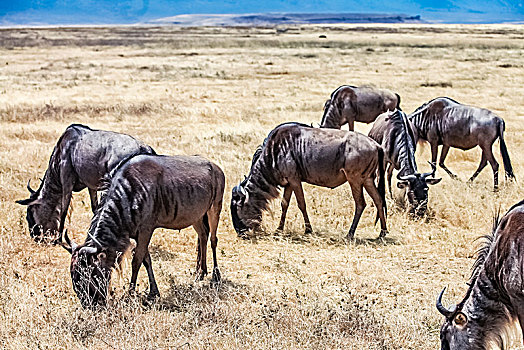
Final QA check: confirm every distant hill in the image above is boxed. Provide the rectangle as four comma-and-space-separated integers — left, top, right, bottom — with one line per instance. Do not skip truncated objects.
0, 0, 522, 26
147, 13, 424, 26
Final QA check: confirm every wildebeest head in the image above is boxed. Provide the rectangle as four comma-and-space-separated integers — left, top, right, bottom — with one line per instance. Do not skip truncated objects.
16, 180, 60, 241
436, 288, 481, 350
62, 231, 112, 309
397, 163, 441, 215
230, 182, 251, 236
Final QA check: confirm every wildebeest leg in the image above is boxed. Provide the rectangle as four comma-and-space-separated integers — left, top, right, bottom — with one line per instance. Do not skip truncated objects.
386, 164, 394, 198
193, 217, 210, 280
129, 229, 154, 295
207, 201, 222, 283
58, 190, 73, 237
439, 145, 458, 179
88, 188, 98, 213
484, 145, 499, 190
291, 182, 312, 234
468, 151, 487, 183
347, 182, 366, 240
363, 179, 388, 238
347, 118, 355, 132
277, 185, 293, 231
142, 250, 160, 299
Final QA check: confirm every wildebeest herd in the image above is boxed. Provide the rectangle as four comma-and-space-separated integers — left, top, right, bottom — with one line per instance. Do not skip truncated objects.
16, 85, 521, 349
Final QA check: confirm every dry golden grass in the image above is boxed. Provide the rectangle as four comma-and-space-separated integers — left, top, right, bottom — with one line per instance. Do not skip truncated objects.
1, 24, 524, 349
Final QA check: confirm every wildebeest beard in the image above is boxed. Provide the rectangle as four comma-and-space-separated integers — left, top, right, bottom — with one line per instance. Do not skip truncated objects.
70, 250, 112, 309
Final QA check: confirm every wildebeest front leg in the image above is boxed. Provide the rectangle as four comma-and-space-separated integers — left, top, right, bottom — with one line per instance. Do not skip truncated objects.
277, 185, 293, 231
207, 201, 222, 283
88, 188, 98, 213
142, 250, 160, 299
439, 145, 458, 179
347, 182, 366, 240
193, 217, 210, 280
291, 182, 312, 234
386, 164, 394, 198
484, 146, 499, 190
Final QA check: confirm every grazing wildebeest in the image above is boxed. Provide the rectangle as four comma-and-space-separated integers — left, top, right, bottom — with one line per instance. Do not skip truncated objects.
408, 97, 515, 190
230, 122, 387, 239
368, 109, 441, 215
16, 124, 155, 241
62, 154, 225, 308
320, 85, 401, 130
436, 200, 524, 349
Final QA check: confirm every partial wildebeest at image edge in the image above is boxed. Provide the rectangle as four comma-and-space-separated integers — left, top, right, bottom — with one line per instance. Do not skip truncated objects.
16, 123, 156, 243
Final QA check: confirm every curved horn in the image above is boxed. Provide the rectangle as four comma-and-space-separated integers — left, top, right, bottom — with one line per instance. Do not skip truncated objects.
421, 162, 437, 179
397, 173, 417, 182
436, 287, 454, 318
27, 180, 36, 194
79, 246, 99, 255
62, 229, 77, 254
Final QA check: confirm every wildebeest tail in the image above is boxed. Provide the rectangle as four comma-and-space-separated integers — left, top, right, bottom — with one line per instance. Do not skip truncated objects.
375, 147, 387, 224
203, 213, 210, 233
395, 93, 402, 111
498, 119, 515, 180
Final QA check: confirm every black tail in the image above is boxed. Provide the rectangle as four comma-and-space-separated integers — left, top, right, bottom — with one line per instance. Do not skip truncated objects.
203, 213, 210, 234
395, 93, 402, 111
375, 147, 387, 224
498, 119, 515, 180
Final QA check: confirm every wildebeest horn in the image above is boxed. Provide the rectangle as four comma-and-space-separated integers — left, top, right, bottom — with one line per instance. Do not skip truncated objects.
422, 162, 437, 179
62, 229, 77, 254
79, 246, 99, 255
436, 287, 454, 317
27, 180, 36, 194
397, 173, 417, 182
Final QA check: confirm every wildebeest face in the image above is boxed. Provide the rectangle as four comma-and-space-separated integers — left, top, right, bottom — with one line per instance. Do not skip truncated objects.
230, 184, 250, 236
16, 196, 60, 241
439, 312, 478, 349
397, 174, 441, 216
70, 246, 111, 309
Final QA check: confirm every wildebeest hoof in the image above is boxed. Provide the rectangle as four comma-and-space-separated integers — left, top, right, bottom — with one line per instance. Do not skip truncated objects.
147, 291, 160, 301
305, 226, 313, 234
379, 230, 388, 238
346, 231, 355, 241
211, 267, 221, 284
195, 269, 207, 281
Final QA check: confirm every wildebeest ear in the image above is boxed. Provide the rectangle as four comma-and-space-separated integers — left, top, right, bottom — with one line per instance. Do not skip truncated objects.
426, 178, 442, 185
397, 181, 409, 189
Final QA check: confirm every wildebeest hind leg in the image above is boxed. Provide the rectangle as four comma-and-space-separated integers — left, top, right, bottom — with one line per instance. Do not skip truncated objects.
347, 182, 366, 240
193, 217, 210, 280
439, 145, 458, 179
277, 185, 293, 232
484, 145, 499, 190
363, 179, 388, 238
142, 250, 160, 299
291, 182, 312, 234
207, 203, 222, 283
468, 151, 487, 183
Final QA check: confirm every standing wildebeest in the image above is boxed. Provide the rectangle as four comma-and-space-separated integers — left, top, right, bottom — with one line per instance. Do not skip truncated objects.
437, 200, 524, 349
368, 109, 441, 215
320, 85, 401, 130
408, 97, 515, 190
16, 124, 155, 241
62, 154, 225, 308
230, 122, 387, 239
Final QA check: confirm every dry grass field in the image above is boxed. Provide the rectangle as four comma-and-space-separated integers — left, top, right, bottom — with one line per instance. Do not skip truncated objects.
1, 24, 524, 349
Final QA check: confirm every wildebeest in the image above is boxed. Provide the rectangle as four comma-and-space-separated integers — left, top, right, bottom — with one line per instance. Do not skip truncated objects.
368, 109, 441, 215
320, 85, 401, 130
62, 154, 225, 308
408, 97, 515, 190
230, 122, 387, 239
436, 200, 524, 349
16, 124, 155, 241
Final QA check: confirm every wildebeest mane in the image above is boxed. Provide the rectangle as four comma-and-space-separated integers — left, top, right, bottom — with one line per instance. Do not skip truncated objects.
242, 122, 311, 226
387, 110, 417, 174
411, 96, 461, 116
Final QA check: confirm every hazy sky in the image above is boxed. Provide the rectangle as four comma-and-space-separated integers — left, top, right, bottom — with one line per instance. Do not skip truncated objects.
0, 0, 522, 24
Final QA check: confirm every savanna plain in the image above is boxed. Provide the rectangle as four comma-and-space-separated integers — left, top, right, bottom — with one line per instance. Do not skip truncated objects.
1, 24, 524, 349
